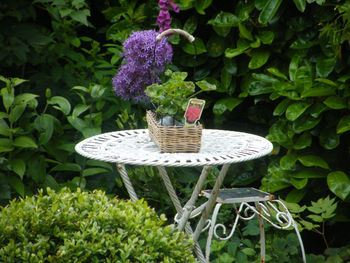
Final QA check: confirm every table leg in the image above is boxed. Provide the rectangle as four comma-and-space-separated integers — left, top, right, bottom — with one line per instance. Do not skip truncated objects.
157, 166, 207, 263
192, 163, 231, 242
116, 163, 138, 202
177, 166, 211, 232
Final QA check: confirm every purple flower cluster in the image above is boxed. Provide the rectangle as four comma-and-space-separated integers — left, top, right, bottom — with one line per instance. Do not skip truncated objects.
113, 30, 173, 101
157, 0, 180, 32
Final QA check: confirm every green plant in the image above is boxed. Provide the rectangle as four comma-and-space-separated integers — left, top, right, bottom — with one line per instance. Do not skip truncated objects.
0, 187, 198, 263
145, 69, 215, 117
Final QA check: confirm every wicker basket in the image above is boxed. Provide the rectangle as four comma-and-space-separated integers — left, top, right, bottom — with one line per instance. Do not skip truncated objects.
146, 111, 202, 153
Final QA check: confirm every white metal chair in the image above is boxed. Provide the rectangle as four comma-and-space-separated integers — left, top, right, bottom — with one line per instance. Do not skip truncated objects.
200, 188, 307, 263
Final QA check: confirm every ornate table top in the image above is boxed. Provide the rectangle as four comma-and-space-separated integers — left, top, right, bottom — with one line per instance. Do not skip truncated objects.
75, 129, 273, 167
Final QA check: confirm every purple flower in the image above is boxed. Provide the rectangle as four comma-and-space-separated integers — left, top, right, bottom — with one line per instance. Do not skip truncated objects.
113, 30, 172, 101
157, 0, 179, 32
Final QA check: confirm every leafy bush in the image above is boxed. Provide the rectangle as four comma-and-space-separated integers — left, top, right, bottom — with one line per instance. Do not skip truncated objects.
0, 188, 198, 263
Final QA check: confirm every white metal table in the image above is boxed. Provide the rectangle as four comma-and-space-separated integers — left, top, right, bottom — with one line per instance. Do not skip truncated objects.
75, 129, 275, 262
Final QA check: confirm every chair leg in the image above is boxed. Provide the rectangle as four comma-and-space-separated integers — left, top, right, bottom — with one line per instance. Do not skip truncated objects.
205, 203, 222, 263
256, 202, 266, 263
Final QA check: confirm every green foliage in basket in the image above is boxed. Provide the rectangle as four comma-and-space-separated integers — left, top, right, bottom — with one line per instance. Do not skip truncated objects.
145, 69, 215, 116
0, 187, 198, 263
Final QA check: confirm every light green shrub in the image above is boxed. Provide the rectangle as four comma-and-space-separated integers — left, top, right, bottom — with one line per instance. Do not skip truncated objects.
0, 188, 198, 263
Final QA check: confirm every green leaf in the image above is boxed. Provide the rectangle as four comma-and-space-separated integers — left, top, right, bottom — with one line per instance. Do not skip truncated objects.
293, 0, 306, 12
309, 102, 328, 118
323, 96, 346, 110
292, 115, 321, 133
307, 214, 323, 223
10, 159, 26, 180
273, 98, 291, 116
316, 56, 337, 78
67, 116, 88, 132
34, 114, 55, 145
267, 67, 288, 80
337, 115, 350, 134
285, 102, 311, 121
249, 81, 274, 95
289, 56, 300, 81
314, 78, 337, 87
242, 248, 256, 256
13, 136, 37, 148
320, 128, 339, 149
248, 49, 270, 69
72, 104, 90, 117
257, 30, 275, 45
214, 97, 243, 115
8, 176, 25, 197
221, 69, 232, 90
51, 163, 81, 172
82, 168, 108, 177
286, 189, 307, 203
0, 138, 14, 152
293, 168, 326, 178
280, 152, 298, 169
207, 36, 225, 57
291, 177, 308, 189
183, 16, 198, 34
9, 104, 26, 124
196, 80, 216, 91
208, 12, 240, 27
0, 119, 10, 137
48, 96, 71, 115
14, 93, 39, 105
71, 10, 89, 26
224, 58, 237, 75
298, 155, 329, 170
293, 132, 312, 150
238, 23, 253, 41
182, 38, 207, 55
301, 86, 336, 98
1, 87, 14, 113
327, 171, 350, 200
195, 0, 212, 14
258, 0, 283, 24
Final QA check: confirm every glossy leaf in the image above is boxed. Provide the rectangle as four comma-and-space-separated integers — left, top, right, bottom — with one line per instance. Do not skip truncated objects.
225, 39, 250, 58
257, 30, 275, 45
309, 102, 328, 118
0, 138, 14, 152
273, 98, 291, 116
224, 58, 237, 75
221, 69, 232, 90
320, 128, 339, 149
258, 0, 283, 24
337, 115, 350, 134
298, 155, 330, 170
182, 38, 207, 55
316, 56, 337, 78
267, 67, 288, 80
289, 56, 300, 81
195, 0, 212, 15
293, 0, 306, 12
285, 102, 311, 121
323, 96, 346, 110
280, 152, 298, 169
213, 97, 242, 115
293, 132, 312, 150
238, 23, 253, 41
291, 177, 308, 189
301, 86, 335, 98
208, 12, 240, 27
207, 36, 225, 57
293, 168, 326, 178
72, 104, 90, 117
248, 49, 270, 69
183, 16, 198, 34
292, 115, 321, 133
249, 81, 274, 95
327, 171, 350, 200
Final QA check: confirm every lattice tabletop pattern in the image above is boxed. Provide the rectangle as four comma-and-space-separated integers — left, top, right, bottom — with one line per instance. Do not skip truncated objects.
75, 129, 273, 167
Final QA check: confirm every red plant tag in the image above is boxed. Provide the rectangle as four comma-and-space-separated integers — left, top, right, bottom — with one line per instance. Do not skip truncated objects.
184, 98, 205, 126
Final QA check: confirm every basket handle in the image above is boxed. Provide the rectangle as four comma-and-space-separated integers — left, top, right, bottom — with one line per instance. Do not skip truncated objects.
156, 28, 195, 43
